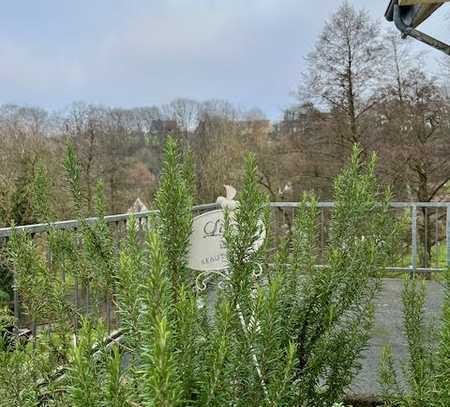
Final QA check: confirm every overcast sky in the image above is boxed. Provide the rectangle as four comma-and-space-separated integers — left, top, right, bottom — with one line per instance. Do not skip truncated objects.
0, 0, 448, 119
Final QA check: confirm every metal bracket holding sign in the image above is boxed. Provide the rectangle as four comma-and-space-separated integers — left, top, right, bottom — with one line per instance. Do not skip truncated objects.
385, 0, 450, 56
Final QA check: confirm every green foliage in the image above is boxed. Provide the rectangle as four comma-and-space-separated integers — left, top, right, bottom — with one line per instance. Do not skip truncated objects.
63, 141, 83, 217
140, 230, 182, 406
199, 297, 234, 406
64, 144, 117, 320
1, 144, 123, 406
224, 153, 269, 305
1, 161, 61, 306
271, 146, 399, 407
435, 268, 450, 405
173, 284, 203, 403
31, 161, 52, 223
7, 157, 76, 337
0, 311, 59, 407
65, 319, 103, 406
0, 307, 14, 351
116, 215, 144, 351
0, 255, 12, 304
379, 270, 450, 406
104, 345, 130, 407
0, 342, 45, 406
403, 278, 432, 401
155, 136, 193, 292
8, 230, 56, 324
82, 181, 116, 295
64, 318, 129, 407
0, 140, 403, 406
193, 146, 396, 406
118, 138, 200, 406
10, 158, 37, 226
219, 153, 296, 406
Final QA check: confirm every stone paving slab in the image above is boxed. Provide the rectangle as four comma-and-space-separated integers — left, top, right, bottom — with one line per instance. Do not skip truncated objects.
351, 278, 445, 395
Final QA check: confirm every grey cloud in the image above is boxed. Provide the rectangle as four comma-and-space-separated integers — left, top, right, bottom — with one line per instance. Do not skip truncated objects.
0, 0, 448, 117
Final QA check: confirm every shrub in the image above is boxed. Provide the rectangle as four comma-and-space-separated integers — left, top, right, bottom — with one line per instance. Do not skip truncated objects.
379, 269, 450, 406
0, 141, 399, 406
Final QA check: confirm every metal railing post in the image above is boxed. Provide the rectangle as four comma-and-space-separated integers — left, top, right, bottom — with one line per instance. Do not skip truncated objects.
411, 205, 417, 273
435, 208, 440, 268
320, 208, 325, 264
447, 205, 450, 269
13, 270, 19, 333
424, 207, 428, 269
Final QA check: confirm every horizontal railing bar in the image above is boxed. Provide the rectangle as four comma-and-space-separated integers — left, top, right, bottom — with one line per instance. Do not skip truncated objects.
385, 267, 447, 272
0, 212, 155, 238
272, 264, 447, 273
1, 202, 448, 239
270, 202, 335, 208
0, 203, 219, 238
387, 202, 450, 208
270, 202, 450, 209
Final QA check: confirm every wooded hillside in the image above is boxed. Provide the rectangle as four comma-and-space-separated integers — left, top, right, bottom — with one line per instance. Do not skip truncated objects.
1, 3, 449, 228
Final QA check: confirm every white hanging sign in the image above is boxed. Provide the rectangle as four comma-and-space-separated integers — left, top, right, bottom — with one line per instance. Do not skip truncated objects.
188, 185, 265, 272
188, 210, 228, 271
187, 209, 266, 272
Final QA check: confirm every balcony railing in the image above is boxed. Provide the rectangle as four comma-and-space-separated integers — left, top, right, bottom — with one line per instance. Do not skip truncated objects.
1, 202, 449, 331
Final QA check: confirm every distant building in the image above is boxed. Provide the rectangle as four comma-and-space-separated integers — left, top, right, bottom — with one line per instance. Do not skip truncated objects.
280, 107, 327, 138
150, 119, 178, 135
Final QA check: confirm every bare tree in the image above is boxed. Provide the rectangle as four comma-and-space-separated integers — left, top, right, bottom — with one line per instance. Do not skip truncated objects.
372, 64, 450, 267
300, 1, 386, 147
0, 105, 54, 225
162, 98, 199, 136
382, 29, 419, 105
64, 103, 106, 214
372, 47, 449, 205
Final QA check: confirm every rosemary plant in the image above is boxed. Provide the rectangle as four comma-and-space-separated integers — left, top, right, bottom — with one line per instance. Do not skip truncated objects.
139, 229, 182, 406
1, 141, 405, 406
155, 136, 193, 291
289, 147, 399, 406
116, 214, 144, 351
379, 269, 450, 406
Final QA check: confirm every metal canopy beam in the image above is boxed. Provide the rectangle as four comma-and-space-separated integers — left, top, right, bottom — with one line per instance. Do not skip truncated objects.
385, 0, 444, 28
399, 0, 448, 5
385, 0, 450, 55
